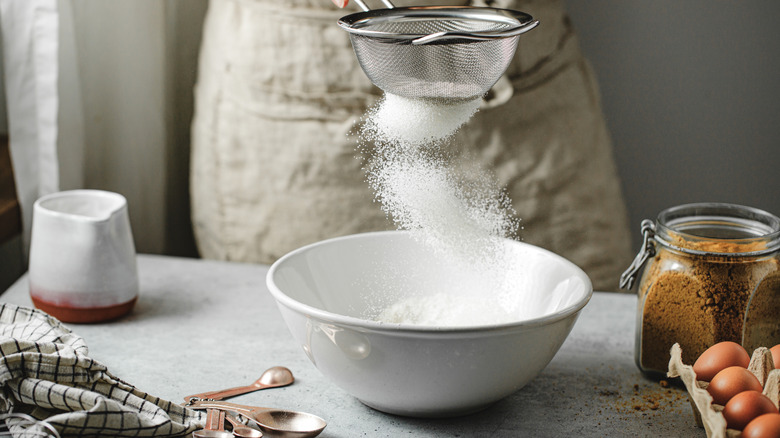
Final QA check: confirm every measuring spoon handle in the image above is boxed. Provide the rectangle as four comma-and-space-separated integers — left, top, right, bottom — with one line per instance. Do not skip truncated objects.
188, 384, 261, 402
187, 400, 262, 416
205, 409, 227, 431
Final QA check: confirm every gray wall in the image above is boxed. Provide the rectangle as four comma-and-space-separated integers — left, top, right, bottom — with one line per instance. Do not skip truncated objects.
564, 0, 780, 249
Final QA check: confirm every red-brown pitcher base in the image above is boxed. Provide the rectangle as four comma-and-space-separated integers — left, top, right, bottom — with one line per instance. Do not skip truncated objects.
31, 296, 137, 323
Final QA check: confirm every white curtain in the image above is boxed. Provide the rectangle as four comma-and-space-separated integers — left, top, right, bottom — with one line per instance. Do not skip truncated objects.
1, 0, 206, 259
0, 0, 59, 255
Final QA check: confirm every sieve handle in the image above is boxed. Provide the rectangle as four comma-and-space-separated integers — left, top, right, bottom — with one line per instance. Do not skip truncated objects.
411, 19, 539, 45
352, 0, 395, 12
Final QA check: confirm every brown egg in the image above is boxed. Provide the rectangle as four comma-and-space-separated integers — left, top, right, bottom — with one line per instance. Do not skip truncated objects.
693, 341, 751, 382
771, 344, 780, 370
743, 413, 780, 438
723, 391, 779, 431
707, 366, 763, 406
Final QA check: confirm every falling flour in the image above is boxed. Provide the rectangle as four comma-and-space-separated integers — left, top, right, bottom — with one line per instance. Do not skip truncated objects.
368, 93, 482, 145
358, 93, 522, 327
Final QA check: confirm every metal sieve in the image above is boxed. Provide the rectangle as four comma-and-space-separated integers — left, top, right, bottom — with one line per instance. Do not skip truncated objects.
338, 1, 539, 102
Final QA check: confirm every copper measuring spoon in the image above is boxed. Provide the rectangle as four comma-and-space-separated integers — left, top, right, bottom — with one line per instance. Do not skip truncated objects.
188, 400, 326, 438
193, 409, 233, 438
226, 413, 264, 438
185, 366, 294, 402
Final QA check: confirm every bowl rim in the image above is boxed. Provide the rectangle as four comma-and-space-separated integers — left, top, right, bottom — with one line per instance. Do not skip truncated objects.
266, 230, 593, 334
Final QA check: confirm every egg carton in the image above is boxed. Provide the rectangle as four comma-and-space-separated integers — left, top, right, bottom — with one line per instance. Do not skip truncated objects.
667, 343, 780, 438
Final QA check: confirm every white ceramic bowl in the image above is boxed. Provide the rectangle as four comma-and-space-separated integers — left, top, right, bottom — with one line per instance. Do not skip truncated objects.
266, 231, 592, 417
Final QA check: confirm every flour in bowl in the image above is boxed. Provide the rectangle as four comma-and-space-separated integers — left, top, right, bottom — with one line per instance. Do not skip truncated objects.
376, 293, 518, 327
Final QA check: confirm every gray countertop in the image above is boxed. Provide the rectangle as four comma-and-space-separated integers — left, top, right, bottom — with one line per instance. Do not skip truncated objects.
1, 255, 702, 437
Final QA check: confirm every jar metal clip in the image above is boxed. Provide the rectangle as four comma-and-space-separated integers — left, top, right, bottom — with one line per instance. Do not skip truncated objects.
620, 219, 656, 290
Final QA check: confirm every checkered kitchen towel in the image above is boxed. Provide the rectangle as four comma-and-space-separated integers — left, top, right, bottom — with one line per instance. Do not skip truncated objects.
0, 303, 204, 437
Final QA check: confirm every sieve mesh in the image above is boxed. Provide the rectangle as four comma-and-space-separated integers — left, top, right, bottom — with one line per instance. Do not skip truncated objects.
351, 35, 518, 101
339, 7, 538, 101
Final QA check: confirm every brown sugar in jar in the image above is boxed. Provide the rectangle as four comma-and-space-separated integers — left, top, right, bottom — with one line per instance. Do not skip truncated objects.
620, 203, 780, 376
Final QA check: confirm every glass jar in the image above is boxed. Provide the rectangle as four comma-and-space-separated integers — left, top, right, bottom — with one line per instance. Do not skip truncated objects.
621, 203, 780, 376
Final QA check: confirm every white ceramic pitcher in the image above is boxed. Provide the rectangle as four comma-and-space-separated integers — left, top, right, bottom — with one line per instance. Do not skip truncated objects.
29, 190, 138, 323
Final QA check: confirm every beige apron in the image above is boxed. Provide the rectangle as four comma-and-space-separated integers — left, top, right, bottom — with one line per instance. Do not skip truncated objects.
190, 0, 632, 291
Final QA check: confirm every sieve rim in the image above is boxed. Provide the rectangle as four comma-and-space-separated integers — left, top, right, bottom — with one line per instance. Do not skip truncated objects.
337, 6, 536, 43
